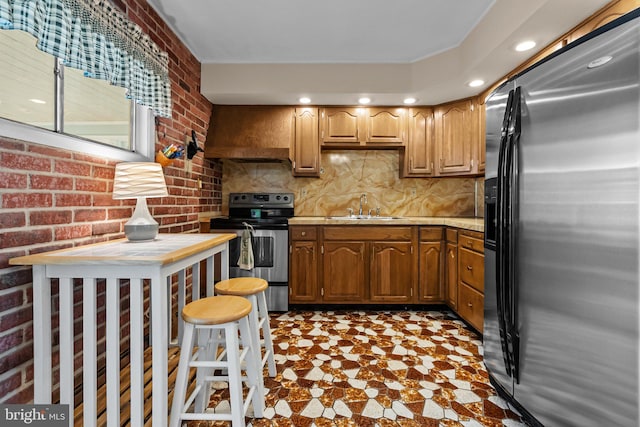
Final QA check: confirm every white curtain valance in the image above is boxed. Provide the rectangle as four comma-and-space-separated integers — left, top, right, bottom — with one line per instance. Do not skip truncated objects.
0, 0, 172, 118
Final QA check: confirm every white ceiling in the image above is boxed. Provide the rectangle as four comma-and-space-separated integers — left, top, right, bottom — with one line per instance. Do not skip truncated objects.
148, 0, 612, 106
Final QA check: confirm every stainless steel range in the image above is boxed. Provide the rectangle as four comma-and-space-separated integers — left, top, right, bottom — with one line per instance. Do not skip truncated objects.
210, 192, 294, 311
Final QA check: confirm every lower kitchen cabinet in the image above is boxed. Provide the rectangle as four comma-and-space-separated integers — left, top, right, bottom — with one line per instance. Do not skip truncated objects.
418, 227, 444, 302
370, 240, 415, 303
445, 228, 458, 309
323, 241, 367, 302
456, 229, 485, 332
288, 223, 484, 330
289, 226, 320, 303
322, 226, 416, 303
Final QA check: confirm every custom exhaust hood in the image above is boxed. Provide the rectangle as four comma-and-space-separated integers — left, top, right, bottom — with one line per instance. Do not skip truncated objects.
204, 105, 293, 162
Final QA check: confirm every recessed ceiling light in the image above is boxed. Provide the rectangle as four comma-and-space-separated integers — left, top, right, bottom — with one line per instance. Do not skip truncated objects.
358, 97, 371, 105
515, 40, 536, 52
403, 97, 417, 105
468, 80, 484, 88
29, 98, 46, 104
299, 97, 311, 104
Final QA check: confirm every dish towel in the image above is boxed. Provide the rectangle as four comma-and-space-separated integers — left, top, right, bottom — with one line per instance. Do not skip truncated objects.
238, 222, 254, 270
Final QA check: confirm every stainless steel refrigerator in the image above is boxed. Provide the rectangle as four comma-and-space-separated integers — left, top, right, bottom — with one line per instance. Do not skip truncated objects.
484, 9, 640, 427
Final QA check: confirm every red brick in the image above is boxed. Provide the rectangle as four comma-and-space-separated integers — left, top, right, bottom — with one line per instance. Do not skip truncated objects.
0, 372, 22, 398
74, 209, 107, 222
28, 145, 72, 159
53, 159, 91, 176
0, 153, 50, 172
0, 291, 24, 313
2, 193, 52, 209
75, 178, 107, 192
108, 208, 133, 220
0, 138, 25, 150
30, 175, 74, 190
0, 212, 26, 229
30, 210, 73, 226
92, 222, 121, 236
0, 308, 33, 334
0, 172, 28, 189
54, 225, 91, 240
0, 329, 23, 354
1, 229, 52, 249
93, 194, 119, 207
55, 193, 91, 207
93, 165, 114, 180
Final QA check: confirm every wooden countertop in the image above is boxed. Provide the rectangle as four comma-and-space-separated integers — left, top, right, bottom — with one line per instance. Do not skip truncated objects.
288, 216, 484, 232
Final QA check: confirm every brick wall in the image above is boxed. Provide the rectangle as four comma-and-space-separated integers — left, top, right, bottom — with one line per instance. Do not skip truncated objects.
0, 0, 222, 403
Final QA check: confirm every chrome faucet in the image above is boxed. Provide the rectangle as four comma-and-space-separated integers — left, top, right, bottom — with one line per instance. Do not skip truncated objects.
359, 193, 367, 216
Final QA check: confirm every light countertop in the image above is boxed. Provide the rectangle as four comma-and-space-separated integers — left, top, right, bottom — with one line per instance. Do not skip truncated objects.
288, 216, 484, 232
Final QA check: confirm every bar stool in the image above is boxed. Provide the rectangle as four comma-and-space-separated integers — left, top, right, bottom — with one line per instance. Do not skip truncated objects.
169, 295, 264, 427
214, 277, 277, 377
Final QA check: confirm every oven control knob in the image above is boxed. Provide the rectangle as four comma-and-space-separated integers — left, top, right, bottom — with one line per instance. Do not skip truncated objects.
276, 195, 281, 200
283, 195, 289, 201
241, 195, 247, 200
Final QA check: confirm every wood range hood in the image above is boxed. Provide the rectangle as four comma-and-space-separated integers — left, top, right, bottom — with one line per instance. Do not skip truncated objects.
205, 105, 293, 162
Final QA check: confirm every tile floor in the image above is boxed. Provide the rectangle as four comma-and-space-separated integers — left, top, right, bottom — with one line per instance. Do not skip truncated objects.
190, 310, 526, 427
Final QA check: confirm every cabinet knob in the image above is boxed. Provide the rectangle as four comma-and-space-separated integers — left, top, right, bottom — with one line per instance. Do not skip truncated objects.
467, 240, 472, 246
301, 231, 306, 236
468, 302, 473, 307
466, 265, 473, 271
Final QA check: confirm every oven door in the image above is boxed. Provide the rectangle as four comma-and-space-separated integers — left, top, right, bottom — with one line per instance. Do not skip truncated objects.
213, 227, 289, 311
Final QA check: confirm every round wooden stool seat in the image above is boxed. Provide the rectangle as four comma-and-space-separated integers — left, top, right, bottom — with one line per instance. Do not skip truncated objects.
215, 277, 268, 296
181, 295, 251, 325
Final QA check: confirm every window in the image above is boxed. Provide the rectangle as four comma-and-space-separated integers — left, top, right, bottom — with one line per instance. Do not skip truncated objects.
0, 30, 153, 161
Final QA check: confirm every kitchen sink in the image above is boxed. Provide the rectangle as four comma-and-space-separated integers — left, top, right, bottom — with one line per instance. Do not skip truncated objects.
326, 215, 401, 220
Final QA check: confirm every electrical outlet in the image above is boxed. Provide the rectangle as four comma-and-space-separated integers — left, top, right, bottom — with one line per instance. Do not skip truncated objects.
411, 188, 417, 196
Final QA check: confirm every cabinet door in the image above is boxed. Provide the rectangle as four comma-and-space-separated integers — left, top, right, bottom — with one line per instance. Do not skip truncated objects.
320, 107, 362, 145
370, 241, 414, 303
435, 100, 475, 175
418, 241, 443, 302
477, 98, 486, 174
289, 240, 319, 303
365, 108, 406, 145
323, 241, 366, 301
403, 108, 435, 176
293, 108, 320, 176
445, 242, 458, 309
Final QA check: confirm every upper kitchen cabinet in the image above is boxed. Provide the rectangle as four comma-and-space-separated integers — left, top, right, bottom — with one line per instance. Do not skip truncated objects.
567, 1, 636, 43
320, 107, 362, 146
401, 107, 436, 177
320, 107, 406, 148
434, 98, 479, 176
364, 107, 406, 146
205, 105, 294, 161
293, 108, 320, 177
477, 97, 486, 174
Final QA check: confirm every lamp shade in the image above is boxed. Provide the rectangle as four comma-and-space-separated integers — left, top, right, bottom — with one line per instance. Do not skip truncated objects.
113, 162, 168, 199
113, 162, 168, 241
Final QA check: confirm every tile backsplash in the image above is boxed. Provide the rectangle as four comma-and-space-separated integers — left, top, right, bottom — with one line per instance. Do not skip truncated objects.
222, 150, 482, 217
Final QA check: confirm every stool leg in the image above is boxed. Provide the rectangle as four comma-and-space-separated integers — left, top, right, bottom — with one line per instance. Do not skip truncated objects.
238, 316, 265, 418
225, 322, 246, 427
170, 322, 195, 427
194, 327, 214, 413
258, 291, 277, 377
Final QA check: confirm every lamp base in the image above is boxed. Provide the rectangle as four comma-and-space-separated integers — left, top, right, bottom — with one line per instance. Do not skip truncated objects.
124, 197, 160, 242
124, 223, 159, 241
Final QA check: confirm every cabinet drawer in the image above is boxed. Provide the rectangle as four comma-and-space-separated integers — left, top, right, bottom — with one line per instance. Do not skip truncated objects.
290, 226, 317, 241
323, 226, 412, 241
420, 226, 444, 241
446, 228, 458, 243
459, 247, 484, 293
458, 282, 484, 332
459, 231, 484, 253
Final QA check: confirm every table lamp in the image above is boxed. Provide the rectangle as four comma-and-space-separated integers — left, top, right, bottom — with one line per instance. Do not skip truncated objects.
112, 162, 168, 241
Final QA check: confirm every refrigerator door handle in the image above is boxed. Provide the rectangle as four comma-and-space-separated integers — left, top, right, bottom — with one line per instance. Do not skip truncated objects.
496, 88, 515, 377
506, 86, 522, 383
